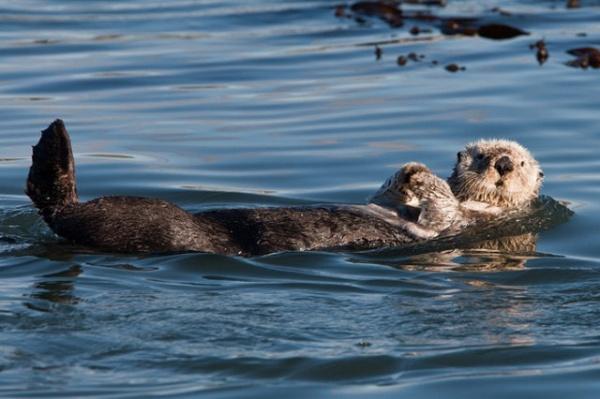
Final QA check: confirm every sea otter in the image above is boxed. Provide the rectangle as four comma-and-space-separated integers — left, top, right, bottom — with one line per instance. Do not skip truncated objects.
26, 120, 544, 256
369, 139, 544, 239
367, 139, 545, 256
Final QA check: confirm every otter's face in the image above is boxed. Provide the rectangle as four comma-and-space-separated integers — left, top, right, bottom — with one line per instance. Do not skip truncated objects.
449, 139, 543, 208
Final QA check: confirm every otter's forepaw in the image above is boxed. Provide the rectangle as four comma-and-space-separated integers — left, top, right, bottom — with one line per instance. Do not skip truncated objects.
369, 162, 433, 208
370, 162, 464, 235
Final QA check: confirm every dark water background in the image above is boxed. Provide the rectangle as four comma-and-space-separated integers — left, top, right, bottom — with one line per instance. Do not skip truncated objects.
0, 0, 599, 397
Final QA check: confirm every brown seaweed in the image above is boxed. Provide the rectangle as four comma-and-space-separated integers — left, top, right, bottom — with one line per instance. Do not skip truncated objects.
443, 20, 528, 40
375, 45, 383, 60
351, 1, 404, 27
345, 1, 528, 42
403, 0, 446, 6
530, 40, 549, 65
566, 47, 600, 69
445, 63, 466, 72
477, 24, 528, 40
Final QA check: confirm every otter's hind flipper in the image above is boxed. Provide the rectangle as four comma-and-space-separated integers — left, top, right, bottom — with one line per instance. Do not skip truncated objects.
26, 119, 79, 220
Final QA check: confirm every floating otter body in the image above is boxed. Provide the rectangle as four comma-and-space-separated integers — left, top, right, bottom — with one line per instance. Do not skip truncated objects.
26, 120, 546, 256
47, 197, 421, 256
27, 120, 425, 255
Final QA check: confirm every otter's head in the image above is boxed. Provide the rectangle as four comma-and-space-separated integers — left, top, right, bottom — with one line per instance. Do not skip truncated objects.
448, 139, 543, 208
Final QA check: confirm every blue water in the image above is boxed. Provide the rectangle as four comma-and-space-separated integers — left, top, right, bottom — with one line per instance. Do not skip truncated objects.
0, 0, 599, 397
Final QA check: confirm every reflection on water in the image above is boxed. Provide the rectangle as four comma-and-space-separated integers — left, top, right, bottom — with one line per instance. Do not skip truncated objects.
0, 0, 599, 398
27, 265, 82, 311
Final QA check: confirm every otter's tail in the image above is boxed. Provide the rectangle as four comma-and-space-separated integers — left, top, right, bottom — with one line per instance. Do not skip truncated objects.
26, 119, 79, 220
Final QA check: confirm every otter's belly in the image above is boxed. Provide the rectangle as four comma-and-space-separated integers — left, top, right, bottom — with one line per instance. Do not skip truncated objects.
46, 198, 421, 255
197, 205, 419, 256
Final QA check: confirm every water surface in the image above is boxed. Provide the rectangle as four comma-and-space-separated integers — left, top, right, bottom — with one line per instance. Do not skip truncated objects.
0, 1, 599, 397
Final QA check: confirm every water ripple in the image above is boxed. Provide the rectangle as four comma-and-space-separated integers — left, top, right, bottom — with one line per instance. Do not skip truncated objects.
0, 0, 599, 397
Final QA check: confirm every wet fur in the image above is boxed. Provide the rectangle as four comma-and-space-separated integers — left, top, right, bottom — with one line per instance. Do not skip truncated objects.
48, 199, 416, 256
370, 140, 543, 238
370, 162, 503, 237
26, 121, 546, 256
449, 139, 543, 208
27, 120, 419, 255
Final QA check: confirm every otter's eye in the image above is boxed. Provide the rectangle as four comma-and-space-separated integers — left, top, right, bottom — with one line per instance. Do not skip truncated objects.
476, 154, 484, 161
521, 161, 525, 167
539, 172, 544, 178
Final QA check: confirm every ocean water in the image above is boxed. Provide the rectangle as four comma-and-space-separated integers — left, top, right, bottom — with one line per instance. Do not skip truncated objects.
0, 0, 599, 397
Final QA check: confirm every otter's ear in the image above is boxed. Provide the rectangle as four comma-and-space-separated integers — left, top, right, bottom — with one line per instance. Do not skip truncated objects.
456, 151, 463, 162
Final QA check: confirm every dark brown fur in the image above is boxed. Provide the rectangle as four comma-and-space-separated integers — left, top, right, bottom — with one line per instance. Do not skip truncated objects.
27, 120, 418, 255
199, 207, 415, 256
26, 119, 78, 220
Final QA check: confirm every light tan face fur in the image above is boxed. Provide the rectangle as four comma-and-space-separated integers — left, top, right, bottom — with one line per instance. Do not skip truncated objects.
448, 139, 543, 208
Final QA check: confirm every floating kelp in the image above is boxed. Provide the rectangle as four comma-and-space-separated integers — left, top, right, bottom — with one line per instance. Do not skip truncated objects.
396, 52, 425, 67
477, 23, 528, 40
530, 40, 549, 65
403, 0, 446, 6
342, 2, 529, 41
566, 47, 600, 69
350, 1, 404, 27
445, 63, 466, 72
375, 45, 383, 60
442, 20, 529, 40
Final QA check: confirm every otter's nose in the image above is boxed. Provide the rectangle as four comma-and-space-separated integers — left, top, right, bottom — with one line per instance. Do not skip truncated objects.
494, 156, 514, 176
